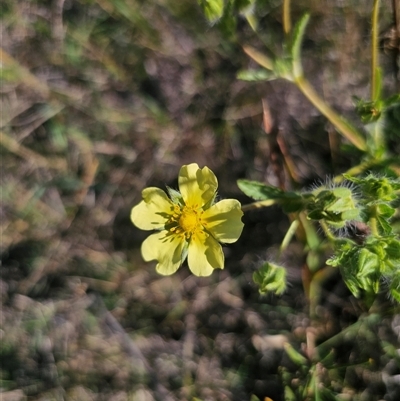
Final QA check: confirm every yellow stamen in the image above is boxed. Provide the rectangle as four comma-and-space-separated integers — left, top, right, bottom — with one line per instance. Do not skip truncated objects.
179, 208, 199, 232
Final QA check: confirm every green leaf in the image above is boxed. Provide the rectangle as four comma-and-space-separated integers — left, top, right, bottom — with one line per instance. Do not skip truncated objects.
237, 180, 304, 212
376, 215, 393, 235
284, 385, 297, 401
390, 274, 400, 302
198, 0, 224, 23
288, 13, 310, 77
238, 179, 284, 200
354, 97, 381, 124
344, 174, 400, 202
382, 93, 400, 109
237, 0, 257, 30
283, 342, 308, 366
243, 46, 274, 71
377, 203, 395, 218
357, 248, 379, 277
237, 69, 276, 82
253, 262, 287, 295
386, 238, 400, 260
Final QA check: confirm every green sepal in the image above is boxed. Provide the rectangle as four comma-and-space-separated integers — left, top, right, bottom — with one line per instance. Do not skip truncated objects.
180, 242, 189, 265
166, 186, 184, 206
354, 97, 382, 123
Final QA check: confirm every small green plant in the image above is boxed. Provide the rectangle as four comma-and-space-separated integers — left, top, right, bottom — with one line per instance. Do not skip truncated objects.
189, 0, 400, 399
235, 0, 399, 399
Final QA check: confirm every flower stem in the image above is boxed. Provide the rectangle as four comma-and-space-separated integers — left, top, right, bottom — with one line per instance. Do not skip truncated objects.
283, 0, 291, 35
319, 220, 336, 242
294, 75, 368, 152
371, 0, 380, 101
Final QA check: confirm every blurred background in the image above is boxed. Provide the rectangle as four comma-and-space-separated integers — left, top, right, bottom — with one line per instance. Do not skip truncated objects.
1, 0, 400, 400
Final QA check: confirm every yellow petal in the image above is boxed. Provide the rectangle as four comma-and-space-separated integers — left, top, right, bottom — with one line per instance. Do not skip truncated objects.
203, 199, 244, 243
178, 164, 217, 208
141, 231, 185, 275
187, 231, 224, 276
131, 187, 173, 230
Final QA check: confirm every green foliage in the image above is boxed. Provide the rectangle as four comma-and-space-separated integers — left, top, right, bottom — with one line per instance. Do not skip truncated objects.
326, 235, 400, 299
197, 0, 224, 23
253, 262, 287, 295
236, 68, 276, 82
306, 186, 360, 229
286, 13, 310, 78
344, 174, 400, 202
283, 342, 308, 366
237, 179, 305, 212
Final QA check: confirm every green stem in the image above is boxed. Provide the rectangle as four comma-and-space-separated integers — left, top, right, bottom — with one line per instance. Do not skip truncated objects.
294, 75, 367, 152
319, 220, 336, 242
279, 218, 299, 255
369, 205, 380, 236
241, 199, 276, 212
316, 313, 380, 355
371, 0, 380, 101
333, 159, 377, 183
283, 0, 291, 34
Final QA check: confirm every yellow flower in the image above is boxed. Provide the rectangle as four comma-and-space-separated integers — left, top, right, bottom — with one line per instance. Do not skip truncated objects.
131, 163, 244, 276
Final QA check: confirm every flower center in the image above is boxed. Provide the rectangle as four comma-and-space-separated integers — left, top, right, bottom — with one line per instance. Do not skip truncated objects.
179, 207, 200, 233
166, 205, 207, 239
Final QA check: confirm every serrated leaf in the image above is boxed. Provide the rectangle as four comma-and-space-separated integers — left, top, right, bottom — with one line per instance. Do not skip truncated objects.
377, 203, 395, 218
386, 238, 400, 260
376, 215, 393, 235
253, 262, 287, 295
358, 248, 379, 276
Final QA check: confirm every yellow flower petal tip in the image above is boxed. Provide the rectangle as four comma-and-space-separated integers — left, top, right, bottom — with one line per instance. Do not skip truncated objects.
130, 163, 244, 276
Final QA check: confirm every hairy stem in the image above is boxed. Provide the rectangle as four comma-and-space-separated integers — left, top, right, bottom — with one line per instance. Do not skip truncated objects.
319, 220, 336, 242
